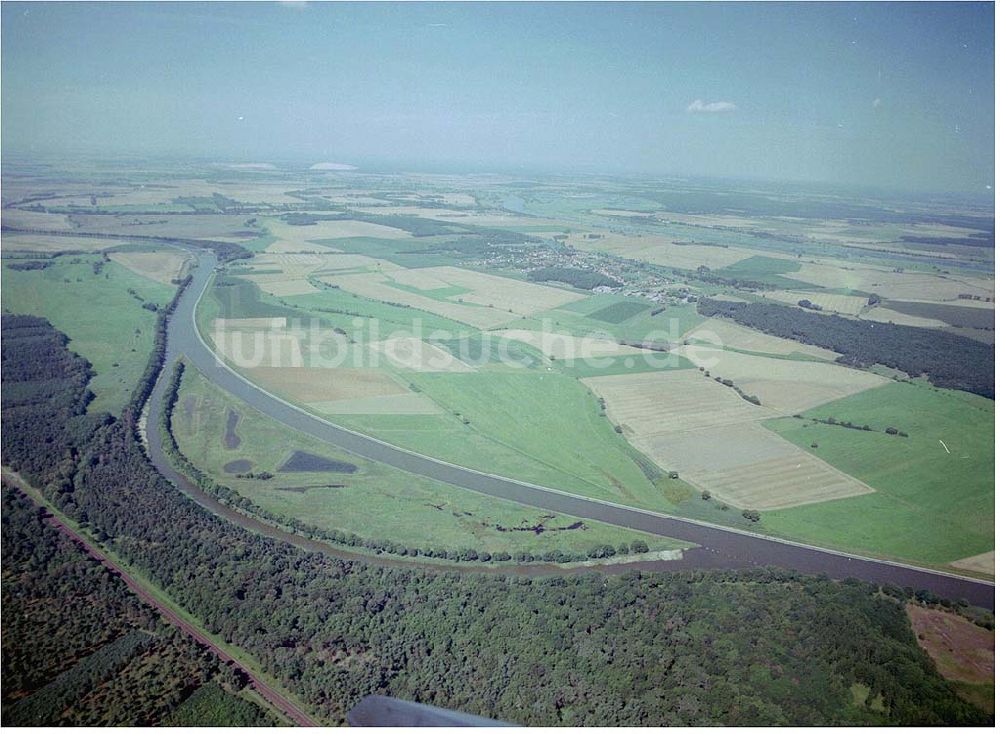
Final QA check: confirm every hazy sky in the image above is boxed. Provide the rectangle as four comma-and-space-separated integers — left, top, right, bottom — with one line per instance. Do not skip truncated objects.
2, 2, 994, 191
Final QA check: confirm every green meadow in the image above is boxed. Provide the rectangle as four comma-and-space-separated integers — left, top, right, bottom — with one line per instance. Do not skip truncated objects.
761, 381, 994, 567
173, 365, 685, 557
1, 253, 175, 415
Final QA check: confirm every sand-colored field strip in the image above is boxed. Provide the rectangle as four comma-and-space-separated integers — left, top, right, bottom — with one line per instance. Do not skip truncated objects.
583, 370, 767, 436
583, 370, 874, 509
762, 289, 870, 316
243, 276, 319, 297
308, 393, 443, 415
591, 208, 659, 218
266, 216, 413, 244
498, 329, 654, 360
1, 233, 122, 252
243, 366, 407, 403
905, 297, 995, 310
949, 551, 994, 576
860, 306, 949, 329
213, 317, 287, 330
109, 250, 192, 285
794, 261, 994, 302
369, 336, 475, 372
1, 210, 77, 232
645, 425, 873, 510
265, 239, 340, 254
569, 231, 766, 270
322, 265, 584, 329
212, 328, 305, 368
685, 318, 839, 360
305, 219, 414, 240
238, 251, 401, 297
674, 345, 888, 414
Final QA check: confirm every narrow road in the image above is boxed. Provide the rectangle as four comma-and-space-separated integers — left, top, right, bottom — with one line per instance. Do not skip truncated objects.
145, 250, 994, 609
15, 486, 320, 727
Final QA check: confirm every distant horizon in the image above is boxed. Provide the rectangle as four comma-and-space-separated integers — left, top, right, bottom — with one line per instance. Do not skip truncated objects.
3, 2, 994, 194
4, 149, 993, 204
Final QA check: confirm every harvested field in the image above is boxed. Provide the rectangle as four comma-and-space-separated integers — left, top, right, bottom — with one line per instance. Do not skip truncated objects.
1, 209, 77, 231
213, 317, 287, 330
652, 426, 874, 510
266, 217, 411, 244
591, 208, 659, 217
308, 393, 443, 415
323, 265, 584, 329
686, 317, 839, 360
674, 345, 888, 414
264, 239, 340, 254
762, 289, 869, 316
212, 327, 305, 368
497, 329, 653, 361
861, 307, 949, 329
243, 277, 319, 296
243, 366, 407, 403
223, 459, 252, 474
369, 336, 475, 372
239, 251, 402, 297
299, 219, 413, 240
278, 451, 357, 473
108, 250, 192, 285
583, 369, 876, 509
884, 300, 996, 329
794, 261, 994, 302
582, 370, 766, 437
0, 233, 120, 252
950, 551, 995, 576
907, 605, 994, 685
68, 213, 263, 241
568, 231, 761, 270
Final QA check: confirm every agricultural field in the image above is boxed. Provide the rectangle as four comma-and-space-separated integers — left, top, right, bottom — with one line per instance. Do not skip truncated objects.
566, 230, 757, 270
8, 161, 989, 580
1, 252, 175, 415
761, 381, 994, 567
330, 369, 689, 511
582, 369, 874, 510
791, 260, 994, 302
171, 365, 684, 558
320, 265, 585, 329
762, 289, 871, 316
673, 344, 888, 414
685, 317, 840, 360
108, 249, 193, 285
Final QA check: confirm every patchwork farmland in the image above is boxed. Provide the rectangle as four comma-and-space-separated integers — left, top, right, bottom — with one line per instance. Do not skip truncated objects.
582, 369, 875, 510
321, 265, 586, 328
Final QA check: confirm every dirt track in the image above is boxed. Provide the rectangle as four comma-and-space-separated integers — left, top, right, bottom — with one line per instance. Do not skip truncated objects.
14, 486, 320, 727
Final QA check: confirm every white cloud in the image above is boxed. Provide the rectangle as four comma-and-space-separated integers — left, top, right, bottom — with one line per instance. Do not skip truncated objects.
687, 99, 737, 114
872, 98, 882, 109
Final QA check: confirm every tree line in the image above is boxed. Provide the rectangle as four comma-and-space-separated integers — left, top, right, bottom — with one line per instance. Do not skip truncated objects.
697, 298, 994, 398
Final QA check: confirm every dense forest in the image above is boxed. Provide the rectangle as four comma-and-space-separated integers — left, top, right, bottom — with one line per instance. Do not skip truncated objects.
697, 298, 995, 398
0, 314, 988, 726
1, 486, 275, 726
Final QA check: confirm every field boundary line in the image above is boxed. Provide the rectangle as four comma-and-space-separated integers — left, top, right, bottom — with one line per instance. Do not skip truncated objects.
186, 251, 994, 589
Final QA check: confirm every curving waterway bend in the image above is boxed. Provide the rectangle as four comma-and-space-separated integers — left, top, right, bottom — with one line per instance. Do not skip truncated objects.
144, 250, 995, 609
